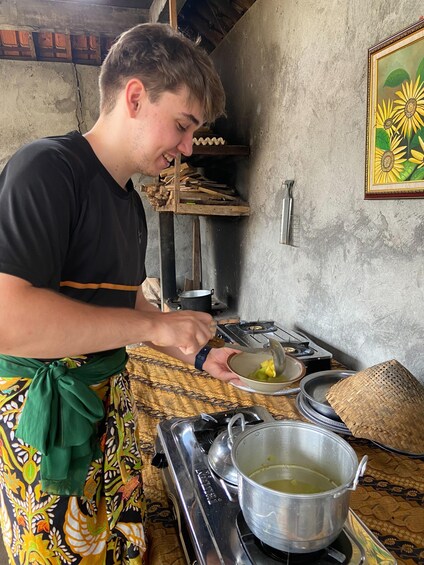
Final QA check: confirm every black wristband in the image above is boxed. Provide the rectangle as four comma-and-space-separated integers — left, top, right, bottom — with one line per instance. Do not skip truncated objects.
194, 345, 212, 371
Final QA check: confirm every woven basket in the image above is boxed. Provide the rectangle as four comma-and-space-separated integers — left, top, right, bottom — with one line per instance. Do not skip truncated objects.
326, 359, 424, 454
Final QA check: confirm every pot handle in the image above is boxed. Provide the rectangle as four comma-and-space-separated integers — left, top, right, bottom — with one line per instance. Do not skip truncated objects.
228, 413, 246, 445
348, 455, 368, 491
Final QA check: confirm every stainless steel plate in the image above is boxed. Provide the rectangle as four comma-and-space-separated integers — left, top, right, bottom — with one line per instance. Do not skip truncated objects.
372, 441, 424, 459
300, 370, 356, 420
296, 393, 352, 435
297, 394, 424, 457
229, 380, 300, 396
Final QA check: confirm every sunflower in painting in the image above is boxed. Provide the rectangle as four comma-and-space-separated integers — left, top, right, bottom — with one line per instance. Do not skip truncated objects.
393, 76, 424, 138
374, 135, 407, 184
410, 135, 424, 169
375, 98, 398, 136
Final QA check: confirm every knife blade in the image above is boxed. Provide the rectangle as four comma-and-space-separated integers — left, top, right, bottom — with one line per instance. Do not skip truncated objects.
280, 179, 294, 245
208, 336, 268, 354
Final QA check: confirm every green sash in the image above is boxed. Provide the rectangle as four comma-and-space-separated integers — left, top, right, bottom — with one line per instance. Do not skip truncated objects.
0, 348, 128, 496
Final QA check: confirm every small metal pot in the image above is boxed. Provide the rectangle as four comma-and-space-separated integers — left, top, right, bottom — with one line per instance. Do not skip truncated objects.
179, 289, 214, 313
231, 420, 367, 553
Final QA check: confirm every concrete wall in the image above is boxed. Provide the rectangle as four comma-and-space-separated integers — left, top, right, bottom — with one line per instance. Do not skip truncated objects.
0, 58, 193, 285
0, 60, 98, 169
207, 0, 424, 381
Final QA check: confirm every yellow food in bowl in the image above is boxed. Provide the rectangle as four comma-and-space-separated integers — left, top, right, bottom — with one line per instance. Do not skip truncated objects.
227, 351, 306, 393
248, 359, 276, 381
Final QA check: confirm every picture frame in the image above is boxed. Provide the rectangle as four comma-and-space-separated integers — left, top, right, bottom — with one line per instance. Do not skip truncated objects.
365, 19, 424, 199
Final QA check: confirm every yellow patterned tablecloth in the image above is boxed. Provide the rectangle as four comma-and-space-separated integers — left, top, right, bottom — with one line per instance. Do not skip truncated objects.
126, 346, 424, 565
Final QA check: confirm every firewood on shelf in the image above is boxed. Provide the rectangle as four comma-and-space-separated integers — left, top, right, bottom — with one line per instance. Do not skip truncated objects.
142, 163, 244, 209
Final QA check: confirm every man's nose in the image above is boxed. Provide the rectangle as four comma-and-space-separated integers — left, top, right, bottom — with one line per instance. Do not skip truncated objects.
177, 132, 193, 157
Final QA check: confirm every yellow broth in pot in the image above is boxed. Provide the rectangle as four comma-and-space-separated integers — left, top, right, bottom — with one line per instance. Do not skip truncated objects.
250, 464, 338, 495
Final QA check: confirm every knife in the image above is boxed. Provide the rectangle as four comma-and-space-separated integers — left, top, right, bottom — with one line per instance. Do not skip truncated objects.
208, 336, 269, 354
280, 179, 294, 245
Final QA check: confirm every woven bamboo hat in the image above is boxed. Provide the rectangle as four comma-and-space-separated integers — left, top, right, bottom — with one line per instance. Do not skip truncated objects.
326, 359, 424, 454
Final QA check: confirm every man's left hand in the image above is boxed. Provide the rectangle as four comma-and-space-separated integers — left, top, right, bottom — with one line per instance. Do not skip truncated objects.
202, 347, 243, 386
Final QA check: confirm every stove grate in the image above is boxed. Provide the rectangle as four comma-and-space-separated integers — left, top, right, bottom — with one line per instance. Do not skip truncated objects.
238, 320, 278, 333
236, 512, 352, 564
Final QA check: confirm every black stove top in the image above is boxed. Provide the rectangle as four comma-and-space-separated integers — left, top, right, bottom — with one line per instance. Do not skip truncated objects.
217, 321, 332, 374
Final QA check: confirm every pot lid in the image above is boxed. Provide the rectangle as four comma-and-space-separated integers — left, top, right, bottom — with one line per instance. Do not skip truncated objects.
207, 413, 245, 485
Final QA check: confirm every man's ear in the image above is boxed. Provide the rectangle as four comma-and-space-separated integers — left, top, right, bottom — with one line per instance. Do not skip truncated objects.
125, 78, 146, 117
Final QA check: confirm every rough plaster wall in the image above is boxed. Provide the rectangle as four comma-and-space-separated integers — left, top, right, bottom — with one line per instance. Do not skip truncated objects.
0, 59, 189, 283
1, 60, 84, 169
210, 0, 424, 381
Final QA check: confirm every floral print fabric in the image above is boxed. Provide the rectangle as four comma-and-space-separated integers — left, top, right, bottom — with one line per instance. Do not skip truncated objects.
0, 368, 147, 564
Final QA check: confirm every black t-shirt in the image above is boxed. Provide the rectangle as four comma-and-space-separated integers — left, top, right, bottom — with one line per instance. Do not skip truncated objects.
0, 131, 147, 308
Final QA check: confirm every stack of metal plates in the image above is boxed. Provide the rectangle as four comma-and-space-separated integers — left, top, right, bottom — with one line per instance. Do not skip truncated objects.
296, 370, 356, 435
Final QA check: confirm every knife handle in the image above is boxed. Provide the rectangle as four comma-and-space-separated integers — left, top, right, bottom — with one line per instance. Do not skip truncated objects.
208, 336, 226, 348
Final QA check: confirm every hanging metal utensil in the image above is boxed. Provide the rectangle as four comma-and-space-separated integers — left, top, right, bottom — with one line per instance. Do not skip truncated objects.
280, 180, 294, 245
207, 335, 269, 354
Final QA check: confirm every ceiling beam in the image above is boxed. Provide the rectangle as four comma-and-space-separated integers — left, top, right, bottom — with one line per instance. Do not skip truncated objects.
0, 0, 149, 37
149, 0, 187, 24
232, 0, 256, 12
180, 9, 223, 48
208, 0, 240, 25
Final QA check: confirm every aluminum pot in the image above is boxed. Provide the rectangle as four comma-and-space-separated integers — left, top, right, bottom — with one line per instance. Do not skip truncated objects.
179, 289, 214, 312
231, 420, 367, 553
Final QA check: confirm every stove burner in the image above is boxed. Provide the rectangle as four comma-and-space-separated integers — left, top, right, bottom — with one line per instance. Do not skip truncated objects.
237, 512, 352, 564
238, 320, 277, 334
279, 341, 314, 357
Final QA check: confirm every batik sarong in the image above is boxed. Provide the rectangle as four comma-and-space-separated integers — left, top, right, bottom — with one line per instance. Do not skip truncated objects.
0, 362, 147, 564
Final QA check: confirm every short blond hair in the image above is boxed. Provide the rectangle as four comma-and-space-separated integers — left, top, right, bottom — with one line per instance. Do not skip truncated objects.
99, 23, 226, 123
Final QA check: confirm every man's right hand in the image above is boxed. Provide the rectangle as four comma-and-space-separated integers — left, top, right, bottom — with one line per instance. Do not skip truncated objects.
143, 309, 217, 355
0, 273, 217, 360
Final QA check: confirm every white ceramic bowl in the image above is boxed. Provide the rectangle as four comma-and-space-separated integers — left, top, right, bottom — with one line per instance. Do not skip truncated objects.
227, 351, 306, 393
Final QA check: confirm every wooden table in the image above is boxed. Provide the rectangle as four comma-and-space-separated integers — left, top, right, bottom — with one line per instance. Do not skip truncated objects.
127, 346, 424, 565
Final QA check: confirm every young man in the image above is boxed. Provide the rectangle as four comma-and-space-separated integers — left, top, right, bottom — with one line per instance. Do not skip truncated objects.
0, 23, 239, 564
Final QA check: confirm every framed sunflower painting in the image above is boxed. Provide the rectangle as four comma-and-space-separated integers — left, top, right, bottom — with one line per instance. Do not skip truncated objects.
365, 19, 424, 199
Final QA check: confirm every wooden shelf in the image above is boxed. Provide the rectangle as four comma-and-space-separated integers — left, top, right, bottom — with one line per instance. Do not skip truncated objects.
156, 142, 250, 308
155, 201, 250, 216
148, 145, 250, 216
156, 147, 250, 216
191, 144, 250, 156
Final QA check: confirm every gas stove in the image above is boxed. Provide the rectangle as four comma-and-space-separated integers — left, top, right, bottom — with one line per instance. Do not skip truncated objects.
217, 321, 333, 374
153, 406, 396, 565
